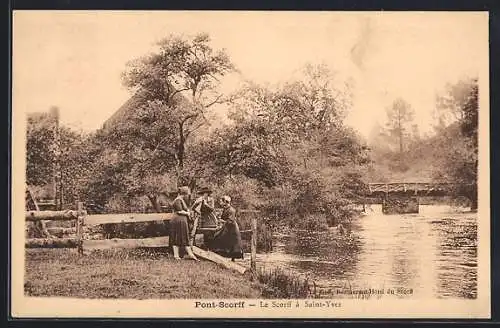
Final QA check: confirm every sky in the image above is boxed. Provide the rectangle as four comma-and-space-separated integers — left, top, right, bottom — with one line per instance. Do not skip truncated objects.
12, 11, 488, 138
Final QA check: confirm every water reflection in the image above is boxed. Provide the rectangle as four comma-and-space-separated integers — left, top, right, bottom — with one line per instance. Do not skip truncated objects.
255, 205, 477, 299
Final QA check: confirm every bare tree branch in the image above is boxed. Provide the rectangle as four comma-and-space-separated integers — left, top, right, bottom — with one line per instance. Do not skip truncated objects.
204, 94, 224, 108
167, 87, 190, 103
179, 113, 199, 126
207, 73, 220, 82
188, 49, 201, 62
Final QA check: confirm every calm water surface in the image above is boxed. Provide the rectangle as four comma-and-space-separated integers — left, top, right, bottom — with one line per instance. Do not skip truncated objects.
250, 205, 477, 299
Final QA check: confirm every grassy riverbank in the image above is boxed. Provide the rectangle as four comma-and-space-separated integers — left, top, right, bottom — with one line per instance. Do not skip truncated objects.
24, 248, 263, 299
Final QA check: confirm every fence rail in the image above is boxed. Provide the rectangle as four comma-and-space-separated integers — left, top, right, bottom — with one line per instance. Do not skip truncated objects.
26, 237, 78, 248
25, 210, 78, 221
25, 203, 258, 275
84, 212, 174, 226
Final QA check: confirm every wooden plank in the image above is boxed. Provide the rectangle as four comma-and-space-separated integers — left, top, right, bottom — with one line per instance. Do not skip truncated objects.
84, 213, 174, 226
76, 202, 84, 255
26, 237, 78, 248
250, 217, 257, 275
26, 210, 78, 221
192, 246, 247, 274
83, 236, 170, 250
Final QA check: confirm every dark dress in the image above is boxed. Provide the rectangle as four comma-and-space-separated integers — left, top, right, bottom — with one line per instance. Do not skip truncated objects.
208, 206, 243, 259
169, 196, 190, 247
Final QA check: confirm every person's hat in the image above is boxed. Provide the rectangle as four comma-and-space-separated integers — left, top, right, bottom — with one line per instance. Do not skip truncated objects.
197, 186, 213, 194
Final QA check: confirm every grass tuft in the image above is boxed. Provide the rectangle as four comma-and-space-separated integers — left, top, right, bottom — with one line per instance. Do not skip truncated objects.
256, 267, 313, 299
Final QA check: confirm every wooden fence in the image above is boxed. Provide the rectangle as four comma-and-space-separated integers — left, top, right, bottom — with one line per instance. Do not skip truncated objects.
25, 203, 258, 275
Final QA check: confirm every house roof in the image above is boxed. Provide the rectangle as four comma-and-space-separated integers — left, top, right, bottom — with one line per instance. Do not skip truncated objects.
102, 86, 190, 131
102, 89, 150, 130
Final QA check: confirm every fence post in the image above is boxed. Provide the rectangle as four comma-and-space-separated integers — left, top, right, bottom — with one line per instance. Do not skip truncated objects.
250, 216, 257, 279
76, 201, 84, 255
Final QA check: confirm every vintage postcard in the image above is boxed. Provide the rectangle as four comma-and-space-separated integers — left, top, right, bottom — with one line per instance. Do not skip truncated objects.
11, 11, 490, 319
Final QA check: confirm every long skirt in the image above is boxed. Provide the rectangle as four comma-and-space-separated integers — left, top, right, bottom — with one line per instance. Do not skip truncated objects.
207, 221, 244, 259
200, 212, 218, 228
169, 214, 190, 247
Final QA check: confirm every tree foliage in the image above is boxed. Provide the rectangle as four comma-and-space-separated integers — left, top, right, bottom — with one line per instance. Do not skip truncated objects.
367, 77, 479, 210
26, 112, 56, 187
194, 64, 370, 227
85, 34, 235, 209
121, 33, 234, 177
433, 77, 478, 209
367, 98, 421, 176
196, 119, 292, 187
25, 39, 373, 229
26, 109, 98, 207
384, 97, 416, 154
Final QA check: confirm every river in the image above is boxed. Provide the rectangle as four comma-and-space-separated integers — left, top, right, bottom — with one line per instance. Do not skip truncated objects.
250, 204, 477, 299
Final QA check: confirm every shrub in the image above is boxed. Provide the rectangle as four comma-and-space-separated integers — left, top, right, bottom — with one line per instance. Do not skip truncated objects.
321, 195, 357, 226
257, 267, 312, 298
294, 214, 329, 231
226, 170, 364, 232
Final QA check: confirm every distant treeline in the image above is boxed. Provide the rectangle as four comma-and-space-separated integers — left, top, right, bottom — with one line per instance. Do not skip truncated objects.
26, 34, 478, 236
365, 77, 478, 210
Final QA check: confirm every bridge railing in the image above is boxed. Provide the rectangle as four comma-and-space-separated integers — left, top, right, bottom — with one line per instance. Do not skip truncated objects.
367, 182, 459, 194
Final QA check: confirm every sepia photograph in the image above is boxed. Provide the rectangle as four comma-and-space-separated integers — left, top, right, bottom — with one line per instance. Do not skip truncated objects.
11, 11, 490, 318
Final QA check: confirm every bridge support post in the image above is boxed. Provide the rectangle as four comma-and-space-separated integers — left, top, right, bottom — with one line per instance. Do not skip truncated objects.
382, 194, 419, 214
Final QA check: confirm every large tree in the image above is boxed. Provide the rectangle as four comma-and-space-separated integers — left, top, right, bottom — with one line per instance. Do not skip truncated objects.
120, 33, 234, 180
384, 97, 415, 155
225, 64, 356, 169
92, 33, 235, 209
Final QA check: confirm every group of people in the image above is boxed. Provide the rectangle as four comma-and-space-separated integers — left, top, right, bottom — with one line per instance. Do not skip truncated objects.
168, 186, 244, 262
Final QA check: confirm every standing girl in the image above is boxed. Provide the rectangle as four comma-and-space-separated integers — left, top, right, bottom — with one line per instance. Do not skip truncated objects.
169, 186, 199, 261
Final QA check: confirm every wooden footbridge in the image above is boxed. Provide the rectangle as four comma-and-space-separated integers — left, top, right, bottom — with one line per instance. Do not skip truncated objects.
366, 182, 461, 214
368, 182, 458, 196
